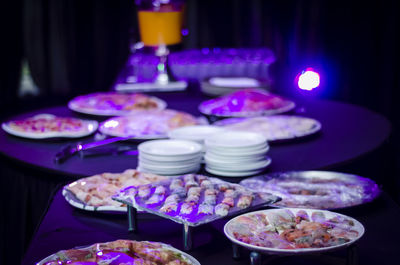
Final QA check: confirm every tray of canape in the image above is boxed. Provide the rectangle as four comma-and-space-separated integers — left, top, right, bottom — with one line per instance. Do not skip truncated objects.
37, 239, 200, 265
224, 208, 364, 255
63, 169, 168, 212
112, 174, 280, 226
239, 171, 381, 210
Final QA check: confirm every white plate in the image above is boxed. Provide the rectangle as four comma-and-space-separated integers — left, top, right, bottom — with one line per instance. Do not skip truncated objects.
205, 131, 267, 149
224, 208, 365, 255
68, 92, 167, 116
37, 240, 201, 265
198, 89, 296, 117
138, 165, 201, 175
139, 151, 202, 162
2, 114, 98, 139
206, 145, 269, 157
205, 166, 269, 177
99, 109, 200, 139
139, 155, 202, 165
138, 139, 203, 156
206, 157, 271, 171
207, 142, 269, 153
168, 125, 225, 142
214, 115, 322, 142
204, 152, 266, 164
138, 160, 201, 170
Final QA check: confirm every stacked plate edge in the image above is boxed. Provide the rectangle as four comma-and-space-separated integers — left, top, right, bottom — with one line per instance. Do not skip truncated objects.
137, 139, 203, 175
204, 131, 271, 177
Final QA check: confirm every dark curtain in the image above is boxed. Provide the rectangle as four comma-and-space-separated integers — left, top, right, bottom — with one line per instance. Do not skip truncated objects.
23, 0, 135, 98
0, 0, 23, 118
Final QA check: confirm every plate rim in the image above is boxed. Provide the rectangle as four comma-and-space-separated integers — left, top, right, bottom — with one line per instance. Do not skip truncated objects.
138, 139, 203, 156
1, 115, 99, 139
224, 207, 365, 255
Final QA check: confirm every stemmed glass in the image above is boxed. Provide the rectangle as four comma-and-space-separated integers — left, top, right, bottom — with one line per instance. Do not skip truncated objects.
133, 0, 187, 90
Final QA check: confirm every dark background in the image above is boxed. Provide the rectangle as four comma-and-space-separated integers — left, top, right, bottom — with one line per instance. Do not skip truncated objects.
0, 0, 399, 263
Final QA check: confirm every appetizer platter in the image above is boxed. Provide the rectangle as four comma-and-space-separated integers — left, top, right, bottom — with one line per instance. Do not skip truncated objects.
1, 114, 98, 139
213, 115, 321, 142
99, 109, 199, 139
68, 92, 167, 116
198, 88, 295, 117
240, 171, 381, 209
224, 208, 364, 254
37, 239, 200, 265
113, 174, 280, 226
63, 169, 168, 212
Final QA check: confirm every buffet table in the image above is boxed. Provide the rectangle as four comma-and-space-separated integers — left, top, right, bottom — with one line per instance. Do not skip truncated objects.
0, 89, 392, 264
0, 90, 391, 177
21, 188, 400, 265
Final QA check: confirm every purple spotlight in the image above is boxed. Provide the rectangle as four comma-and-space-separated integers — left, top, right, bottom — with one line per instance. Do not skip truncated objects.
297, 68, 320, 91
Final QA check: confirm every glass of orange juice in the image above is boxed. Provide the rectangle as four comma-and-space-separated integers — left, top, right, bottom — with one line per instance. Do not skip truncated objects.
135, 0, 186, 87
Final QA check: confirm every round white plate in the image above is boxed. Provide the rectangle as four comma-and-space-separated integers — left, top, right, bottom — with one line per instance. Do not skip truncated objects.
139, 155, 202, 165
206, 145, 269, 157
204, 152, 266, 164
138, 165, 201, 175
205, 131, 267, 149
205, 165, 270, 177
214, 115, 322, 142
37, 240, 201, 265
207, 142, 269, 153
198, 89, 296, 117
239, 171, 381, 210
205, 157, 271, 171
68, 92, 167, 116
2, 114, 98, 139
99, 109, 199, 139
168, 125, 225, 142
138, 160, 201, 170
139, 151, 202, 162
224, 208, 364, 255
138, 139, 203, 156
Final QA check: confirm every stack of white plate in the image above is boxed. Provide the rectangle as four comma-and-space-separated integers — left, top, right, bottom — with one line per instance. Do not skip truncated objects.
138, 139, 203, 175
204, 131, 271, 177
168, 125, 225, 152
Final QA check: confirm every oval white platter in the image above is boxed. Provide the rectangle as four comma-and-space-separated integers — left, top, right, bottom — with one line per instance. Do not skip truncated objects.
2, 114, 98, 139
224, 208, 364, 255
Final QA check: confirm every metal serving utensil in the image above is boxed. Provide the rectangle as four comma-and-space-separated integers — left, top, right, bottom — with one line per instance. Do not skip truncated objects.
54, 136, 136, 164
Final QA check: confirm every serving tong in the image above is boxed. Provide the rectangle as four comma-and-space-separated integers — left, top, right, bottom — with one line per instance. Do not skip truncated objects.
54, 136, 138, 163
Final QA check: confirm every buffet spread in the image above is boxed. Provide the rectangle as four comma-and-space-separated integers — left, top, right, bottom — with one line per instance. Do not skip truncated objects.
2, 86, 380, 264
